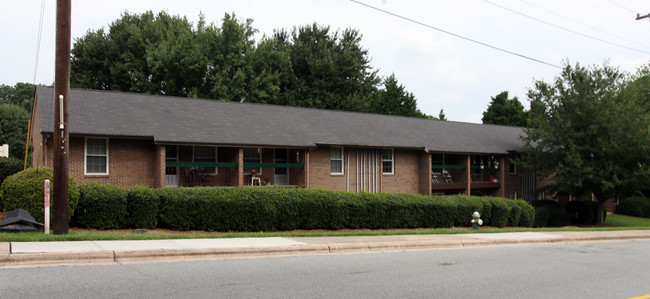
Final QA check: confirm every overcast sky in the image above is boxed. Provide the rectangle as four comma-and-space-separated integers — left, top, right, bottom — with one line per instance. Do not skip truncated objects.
2, 0, 648, 123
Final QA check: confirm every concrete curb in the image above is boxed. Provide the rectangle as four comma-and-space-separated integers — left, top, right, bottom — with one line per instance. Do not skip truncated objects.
3, 232, 650, 267
113, 244, 332, 263
0, 251, 115, 267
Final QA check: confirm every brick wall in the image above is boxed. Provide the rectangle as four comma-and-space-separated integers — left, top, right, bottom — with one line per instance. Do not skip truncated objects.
309, 146, 422, 194
67, 137, 158, 188
418, 152, 431, 195
309, 146, 348, 191
503, 159, 522, 199
381, 149, 420, 194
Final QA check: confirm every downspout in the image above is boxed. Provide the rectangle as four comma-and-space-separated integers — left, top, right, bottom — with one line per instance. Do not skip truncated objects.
371, 150, 374, 193
372, 150, 375, 193
356, 149, 359, 193
362, 149, 365, 191
373, 150, 377, 193
346, 149, 349, 192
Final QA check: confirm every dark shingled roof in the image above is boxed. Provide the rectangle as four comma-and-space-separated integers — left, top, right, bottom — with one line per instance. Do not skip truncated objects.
35, 86, 525, 154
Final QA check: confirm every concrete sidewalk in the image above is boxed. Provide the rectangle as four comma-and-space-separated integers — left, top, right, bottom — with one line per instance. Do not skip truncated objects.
2, 230, 650, 268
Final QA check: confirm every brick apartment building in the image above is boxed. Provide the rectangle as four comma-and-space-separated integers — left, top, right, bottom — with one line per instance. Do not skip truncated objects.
30, 86, 541, 200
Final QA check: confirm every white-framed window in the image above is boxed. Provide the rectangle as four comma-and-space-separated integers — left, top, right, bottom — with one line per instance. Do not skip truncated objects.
193, 146, 218, 174
509, 162, 516, 174
509, 191, 517, 199
330, 146, 344, 175
382, 148, 394, 174
244, 148, 262, 174
85, 137, 108, 175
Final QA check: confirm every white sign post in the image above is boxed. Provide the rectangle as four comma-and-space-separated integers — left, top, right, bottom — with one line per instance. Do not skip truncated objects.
44, 179, 50, 234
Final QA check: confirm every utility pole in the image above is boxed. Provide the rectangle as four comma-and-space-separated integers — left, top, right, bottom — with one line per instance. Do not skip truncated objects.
53, 0, 71, 235
637, 12, 650, 21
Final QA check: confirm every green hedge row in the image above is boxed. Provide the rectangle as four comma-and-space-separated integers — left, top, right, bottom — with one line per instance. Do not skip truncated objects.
156, 187, 534, 231
618, 196, 650, 218
565, 200, 606, 225
73, 184, 159, 229
4, 180, 535, 231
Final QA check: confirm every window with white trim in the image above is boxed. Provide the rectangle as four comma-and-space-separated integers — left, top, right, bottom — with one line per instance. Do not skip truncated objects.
244, 148, 262, 174
382, 148, 394, 174
330, 147, 344, 174
85, 138, 108, 175
509, 162, 516, 174
193, 146, 218, 174
509, 191, 517, 199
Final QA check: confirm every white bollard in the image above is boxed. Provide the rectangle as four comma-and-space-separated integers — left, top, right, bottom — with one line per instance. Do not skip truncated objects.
44, 179, 50, 234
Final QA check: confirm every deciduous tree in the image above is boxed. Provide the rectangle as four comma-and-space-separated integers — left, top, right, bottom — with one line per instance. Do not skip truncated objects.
519, 62, 650, 223
70, 11, 429, 117
0, 104, 30, 159
0, 83, 34, 112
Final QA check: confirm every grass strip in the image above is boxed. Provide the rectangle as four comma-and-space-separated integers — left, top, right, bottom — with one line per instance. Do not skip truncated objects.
1, 214, 648, 242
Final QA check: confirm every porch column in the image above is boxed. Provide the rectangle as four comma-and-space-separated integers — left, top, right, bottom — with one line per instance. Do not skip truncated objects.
466, 155, 471, 195
498, 157, 506, 197
237, 148, 244, 186
305, 150, 310, 188
418, 151, 431, 195
154, 145, 165, 188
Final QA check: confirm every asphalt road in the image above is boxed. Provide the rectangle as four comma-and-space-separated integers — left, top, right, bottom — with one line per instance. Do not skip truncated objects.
2, 240, 649, 298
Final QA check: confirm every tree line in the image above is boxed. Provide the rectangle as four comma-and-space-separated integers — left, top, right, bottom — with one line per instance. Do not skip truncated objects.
70, 11, 428, 118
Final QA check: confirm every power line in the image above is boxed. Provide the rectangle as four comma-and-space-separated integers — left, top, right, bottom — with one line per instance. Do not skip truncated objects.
484, 0, 650, 55
519, 0, 650, 50
33, 0, 47, 85
348, 0, 561, 69
603, 0, 637, 13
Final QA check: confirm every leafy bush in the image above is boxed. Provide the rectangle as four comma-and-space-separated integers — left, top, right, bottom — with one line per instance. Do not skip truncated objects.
531, 199, 560, 208
74, 183, 127, 229
515, 200, 535, 227
0, 167, 79, 223
156, 187, 534, 231
618, 196, 650, 218
531, 199, 571, 227
533, 205, 550, 227
565, 200, 606, 225
488, 197, 511, 228
0, 157, 23, 185
547, 206, 571, 227
127, 185, 160, 229
505, 199, 522, 226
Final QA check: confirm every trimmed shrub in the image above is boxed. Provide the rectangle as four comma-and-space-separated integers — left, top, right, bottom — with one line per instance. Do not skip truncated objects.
618, 196, 650, 218
565, 200, 604, 225
533, 200, 570, 227
127, 185, 160, 229
0, 167, 79, 223
74, 183, 127, 229
0, 157, 23, 185
533, 205, 550, 227
531, 199, 560, 208
547, 206, 571, 227
487, 197, 510, 228
505, 199, 522, 227
155, 187, 535, 231
515, 200, 535, 227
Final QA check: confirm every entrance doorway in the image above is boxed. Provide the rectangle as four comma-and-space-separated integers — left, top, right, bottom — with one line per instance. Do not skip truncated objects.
274, 148, 288, 186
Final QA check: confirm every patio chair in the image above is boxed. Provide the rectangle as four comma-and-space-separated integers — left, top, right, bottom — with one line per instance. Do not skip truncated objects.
432, 171, 440, 183
442, 169, 452, 183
